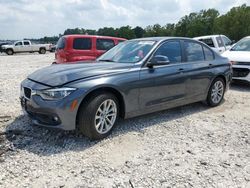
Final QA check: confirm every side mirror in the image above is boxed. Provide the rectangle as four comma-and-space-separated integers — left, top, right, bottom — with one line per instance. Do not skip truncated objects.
147, 55, 170, 67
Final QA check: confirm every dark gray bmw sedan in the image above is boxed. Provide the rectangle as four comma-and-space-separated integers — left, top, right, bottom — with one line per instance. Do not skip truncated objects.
20, 37, 232, 139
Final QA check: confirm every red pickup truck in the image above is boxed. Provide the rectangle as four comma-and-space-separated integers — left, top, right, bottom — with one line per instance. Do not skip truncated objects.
55, 35, 126, 64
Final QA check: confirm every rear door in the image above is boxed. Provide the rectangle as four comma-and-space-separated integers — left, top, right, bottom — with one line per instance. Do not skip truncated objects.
139, 40, 187, 110
182, 40, 214, 101
23, 41, 31, 52
95, 38, 115, 57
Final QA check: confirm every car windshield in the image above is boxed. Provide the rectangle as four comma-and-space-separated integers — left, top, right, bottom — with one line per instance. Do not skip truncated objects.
231, 38, 250, 51
97, 40, 156, 63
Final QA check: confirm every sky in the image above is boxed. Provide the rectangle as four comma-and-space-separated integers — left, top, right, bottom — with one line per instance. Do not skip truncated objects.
0, 0, 249, 40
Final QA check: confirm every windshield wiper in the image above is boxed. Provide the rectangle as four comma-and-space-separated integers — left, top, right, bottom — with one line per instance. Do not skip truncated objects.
98, 59, 116, 62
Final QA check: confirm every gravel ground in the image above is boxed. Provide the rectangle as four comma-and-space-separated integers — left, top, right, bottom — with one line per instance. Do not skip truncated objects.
0, 53, 249, 188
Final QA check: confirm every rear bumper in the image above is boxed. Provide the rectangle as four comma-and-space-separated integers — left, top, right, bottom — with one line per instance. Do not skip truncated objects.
232, 65, 250, 83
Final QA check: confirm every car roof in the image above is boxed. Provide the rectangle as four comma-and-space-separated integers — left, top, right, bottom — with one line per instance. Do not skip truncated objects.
63, 34, 126, 40
131, 36, 196, 42
193, 35, 226, 39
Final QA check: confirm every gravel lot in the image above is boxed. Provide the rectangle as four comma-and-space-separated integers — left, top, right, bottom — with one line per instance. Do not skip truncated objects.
0, 53, 249, 187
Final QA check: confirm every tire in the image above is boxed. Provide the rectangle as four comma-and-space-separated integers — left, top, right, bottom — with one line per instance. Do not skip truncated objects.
77, 93, 119, 140
206, 77, 225, 107
6, 49, 14, 55
39, 48, 46, 54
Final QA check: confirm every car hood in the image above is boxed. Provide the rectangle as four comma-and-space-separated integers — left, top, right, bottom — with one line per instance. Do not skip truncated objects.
222, 50, 250, 62
28, 62, 134, 87
1, 44, 13, 48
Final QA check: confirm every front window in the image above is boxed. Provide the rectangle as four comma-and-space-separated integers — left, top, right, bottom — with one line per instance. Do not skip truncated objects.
154, 41, 182, 63
97, 40, 156, 63
231, 38, 250, 51
15, 42, 22, 46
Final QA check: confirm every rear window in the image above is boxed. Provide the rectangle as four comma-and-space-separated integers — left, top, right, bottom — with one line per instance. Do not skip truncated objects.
73, 38, 92, 50
96, 39, 115, 50
198, 38, 215, 47
56, 37, 65, 49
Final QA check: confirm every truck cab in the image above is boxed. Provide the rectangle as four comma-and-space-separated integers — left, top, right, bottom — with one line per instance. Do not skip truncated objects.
194, 35, 233, 54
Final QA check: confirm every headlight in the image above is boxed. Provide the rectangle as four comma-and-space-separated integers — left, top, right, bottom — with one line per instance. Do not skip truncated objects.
37, 88, 76, 100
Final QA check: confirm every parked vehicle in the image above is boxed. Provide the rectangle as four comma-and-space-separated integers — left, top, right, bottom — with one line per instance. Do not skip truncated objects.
222, 36, 250, 83
54, 35, 126, 64
0, 42, 11, 53
50, 44, 56, 52
1, 40, 52, 55
21, 37, 232, 139
194, 35, 233, 54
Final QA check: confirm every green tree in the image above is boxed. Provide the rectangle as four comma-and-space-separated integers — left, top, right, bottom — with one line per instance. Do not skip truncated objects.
133, 26, 144, 38
214, 4, 250, 41
116, 26, 135, 39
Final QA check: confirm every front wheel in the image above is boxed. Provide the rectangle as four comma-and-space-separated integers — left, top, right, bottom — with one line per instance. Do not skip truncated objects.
206, 77, 225, 107
77, 93, 119, 140
6, 49, 14, 55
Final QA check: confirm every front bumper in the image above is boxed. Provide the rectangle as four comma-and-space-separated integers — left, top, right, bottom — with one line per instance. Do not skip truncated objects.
20, 79, 85, 130
232, 65, 250, 83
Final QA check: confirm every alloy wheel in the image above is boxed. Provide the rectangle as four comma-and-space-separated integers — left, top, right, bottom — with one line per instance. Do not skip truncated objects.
211, 80, 224, 104
94, 99, 117, 134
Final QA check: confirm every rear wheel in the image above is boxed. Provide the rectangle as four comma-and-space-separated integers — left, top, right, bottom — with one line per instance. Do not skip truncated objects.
6, 49, 14, 55
206, 77, 225, 107
77, 93, 119, 140
39, 48, 46, 54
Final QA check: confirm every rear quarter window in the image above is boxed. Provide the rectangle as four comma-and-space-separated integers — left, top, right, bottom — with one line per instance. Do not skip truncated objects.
216, 37, 224, 47
203, 46, 214, 61
73, 38, 92, 50
56, 37, 65, 49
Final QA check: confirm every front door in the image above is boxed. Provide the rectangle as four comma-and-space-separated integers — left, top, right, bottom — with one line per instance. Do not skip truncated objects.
139, 40, 187, 111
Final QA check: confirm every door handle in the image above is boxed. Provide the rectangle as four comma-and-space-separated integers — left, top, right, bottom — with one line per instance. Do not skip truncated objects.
179, 68, 184, 71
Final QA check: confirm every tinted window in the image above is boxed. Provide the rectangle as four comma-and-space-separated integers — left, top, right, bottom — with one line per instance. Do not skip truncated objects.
154, 41, 182, 63
23, 41, 30, 45
73, 38, 92, 50
15, 42, 22, 46
216, 37, 224, 47
185, 41, 204, 62
56, 37, 65, 49
198, 38, 215, 47
96, 39, 115, 50
203, 46, 214, 61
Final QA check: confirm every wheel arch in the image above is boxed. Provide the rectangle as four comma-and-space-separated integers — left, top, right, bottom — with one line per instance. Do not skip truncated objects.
76, 86, 126, 126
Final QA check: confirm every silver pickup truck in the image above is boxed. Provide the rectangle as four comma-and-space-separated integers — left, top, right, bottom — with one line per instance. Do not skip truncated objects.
1, 40, 52, 55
